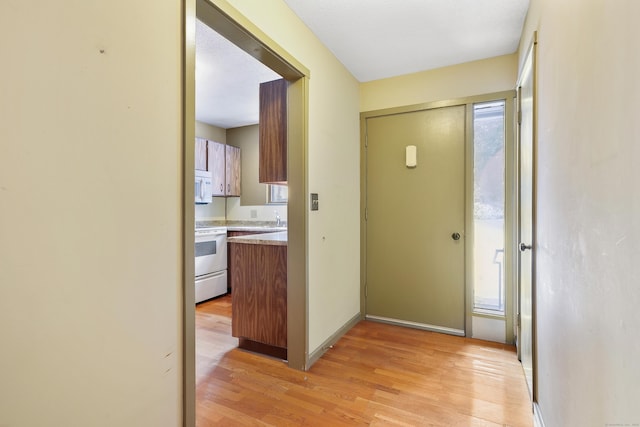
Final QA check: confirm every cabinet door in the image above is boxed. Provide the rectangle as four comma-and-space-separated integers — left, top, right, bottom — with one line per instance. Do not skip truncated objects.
195, 138, 208, 171
230, 243, 287, 348
225, 145, 241, 196
208, 141, 226, 196
259, 79, 287, 183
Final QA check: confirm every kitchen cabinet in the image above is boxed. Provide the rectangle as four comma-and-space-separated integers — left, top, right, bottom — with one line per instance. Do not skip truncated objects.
225, 144, 241, 196
208, 141, 241, 197
226, 230, 271, 292
208, 141, 226, 196
195, 137, 208, 171
230, 240, 287, 359
259, 78, 287, 184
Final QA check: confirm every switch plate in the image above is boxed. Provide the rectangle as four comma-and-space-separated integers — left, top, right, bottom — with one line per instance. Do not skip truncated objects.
311, 193, 319, 211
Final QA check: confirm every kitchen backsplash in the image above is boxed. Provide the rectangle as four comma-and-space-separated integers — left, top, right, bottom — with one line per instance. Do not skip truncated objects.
195, 196, 287, 223
195, 197, 226, 220
226, 197, 287, 222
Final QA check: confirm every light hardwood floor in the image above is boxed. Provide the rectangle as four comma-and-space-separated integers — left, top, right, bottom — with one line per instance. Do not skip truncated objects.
196, 295, 533, 426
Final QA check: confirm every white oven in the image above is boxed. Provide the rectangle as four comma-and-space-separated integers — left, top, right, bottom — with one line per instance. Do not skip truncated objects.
195, 226, 227, 303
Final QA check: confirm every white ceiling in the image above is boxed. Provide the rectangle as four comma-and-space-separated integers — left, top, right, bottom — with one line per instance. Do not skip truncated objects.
195, 19, 280, 129
283, 0, 530, 82
195, 0, 530, 128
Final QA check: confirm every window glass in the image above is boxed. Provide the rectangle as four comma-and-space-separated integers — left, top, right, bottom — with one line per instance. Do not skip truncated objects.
268, 184, 288, 204
473, 101, 506, 314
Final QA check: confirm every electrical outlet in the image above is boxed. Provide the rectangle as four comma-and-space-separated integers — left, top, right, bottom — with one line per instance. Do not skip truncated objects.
311, 193, 319, 211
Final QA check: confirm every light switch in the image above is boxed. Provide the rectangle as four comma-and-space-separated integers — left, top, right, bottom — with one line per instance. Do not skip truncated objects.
311, 193, 319, 211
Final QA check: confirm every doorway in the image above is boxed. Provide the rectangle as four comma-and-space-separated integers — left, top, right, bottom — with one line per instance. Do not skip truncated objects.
362, 92, 516, 340
184, 1, 310, 425
364, 105, 466, 334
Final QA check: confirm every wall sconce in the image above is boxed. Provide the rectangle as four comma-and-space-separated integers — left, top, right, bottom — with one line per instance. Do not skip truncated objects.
406, 145, 417, 168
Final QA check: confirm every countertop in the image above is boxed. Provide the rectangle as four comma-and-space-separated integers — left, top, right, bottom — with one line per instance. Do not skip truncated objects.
227, 231, 287, 246
195, 220, 286, 233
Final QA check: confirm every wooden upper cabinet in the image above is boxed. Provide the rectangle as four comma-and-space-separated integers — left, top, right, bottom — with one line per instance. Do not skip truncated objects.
206, 140, 241, 197
225, 145, 241, 196
195, 138, 208, 171
259, 79, 287, 184
208, 141, 226, 196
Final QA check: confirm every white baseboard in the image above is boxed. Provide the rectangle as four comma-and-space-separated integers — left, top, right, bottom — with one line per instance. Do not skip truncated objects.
534, 402, 546, 427
365, 314, 465, 336
307, 312, 361, 368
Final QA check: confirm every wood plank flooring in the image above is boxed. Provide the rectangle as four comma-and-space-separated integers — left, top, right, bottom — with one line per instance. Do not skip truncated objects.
196, 295, 533, 426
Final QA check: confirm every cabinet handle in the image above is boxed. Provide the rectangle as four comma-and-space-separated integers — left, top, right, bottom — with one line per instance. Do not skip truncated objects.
227, 184, 230, 193
220, 184, 223, 192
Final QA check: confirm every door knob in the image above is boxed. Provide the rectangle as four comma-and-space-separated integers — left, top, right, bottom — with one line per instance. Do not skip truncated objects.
451, 232, 461, 241
520, 243, 533, 252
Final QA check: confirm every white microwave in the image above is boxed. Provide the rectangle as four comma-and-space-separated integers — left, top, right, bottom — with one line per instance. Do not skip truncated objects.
195, 170, 213, 204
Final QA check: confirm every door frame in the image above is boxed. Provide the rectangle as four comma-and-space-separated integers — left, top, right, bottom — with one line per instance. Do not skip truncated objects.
360, 91, 516, 338
183, 0, 310, 425
516, 32, 538, 403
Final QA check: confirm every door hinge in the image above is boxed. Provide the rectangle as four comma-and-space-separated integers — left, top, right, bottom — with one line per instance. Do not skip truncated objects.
517, 312, 521, 328
517, 86, 522, 125
365, 208, 368, 221
365, 130, 368, 148
364, 284, 367, 298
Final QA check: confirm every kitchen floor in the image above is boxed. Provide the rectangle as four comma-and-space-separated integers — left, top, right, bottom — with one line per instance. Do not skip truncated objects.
195, 294, 237, 385
195, 296, 532, 426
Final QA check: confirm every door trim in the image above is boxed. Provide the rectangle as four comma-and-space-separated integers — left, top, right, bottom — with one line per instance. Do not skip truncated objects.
516, 31, 538, 403
184, 1, 310, 425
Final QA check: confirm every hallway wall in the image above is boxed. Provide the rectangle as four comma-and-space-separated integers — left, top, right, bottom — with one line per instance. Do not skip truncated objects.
360, 53, 517, 112
0, 1, 183, 425
519, 1, 640, 425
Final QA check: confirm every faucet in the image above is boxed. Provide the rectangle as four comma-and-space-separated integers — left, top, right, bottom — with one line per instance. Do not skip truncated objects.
275, 211, 281, 227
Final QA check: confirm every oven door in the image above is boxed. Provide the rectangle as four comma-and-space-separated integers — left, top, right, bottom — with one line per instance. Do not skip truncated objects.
195, 230, 227, 277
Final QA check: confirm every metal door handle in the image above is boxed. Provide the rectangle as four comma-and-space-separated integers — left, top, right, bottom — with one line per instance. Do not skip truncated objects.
520, 243, 533, 252
451, 232, 461, 241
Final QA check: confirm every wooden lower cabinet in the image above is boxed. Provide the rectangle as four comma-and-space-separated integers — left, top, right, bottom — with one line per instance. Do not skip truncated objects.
230, 242, 287, 358
226, 230, 271, 292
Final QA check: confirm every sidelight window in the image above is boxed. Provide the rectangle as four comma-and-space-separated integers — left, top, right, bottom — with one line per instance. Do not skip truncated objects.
473, 101, 506, 314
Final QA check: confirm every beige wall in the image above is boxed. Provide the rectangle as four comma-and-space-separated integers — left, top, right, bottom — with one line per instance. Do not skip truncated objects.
226, 125, 266, 206
224, 125, 288, 222
360, 54, 518, 112
0, 1, 182, 426
519, 1, 640, 425
195, 120, 226, 143
222, 0, 361, 353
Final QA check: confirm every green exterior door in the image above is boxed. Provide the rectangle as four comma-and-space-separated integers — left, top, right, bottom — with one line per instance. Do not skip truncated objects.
365, 105, 466, 334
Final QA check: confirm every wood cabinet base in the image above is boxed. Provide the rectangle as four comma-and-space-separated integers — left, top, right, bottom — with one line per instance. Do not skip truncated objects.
238, 338, 287, 361
230, 242, 287, 358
